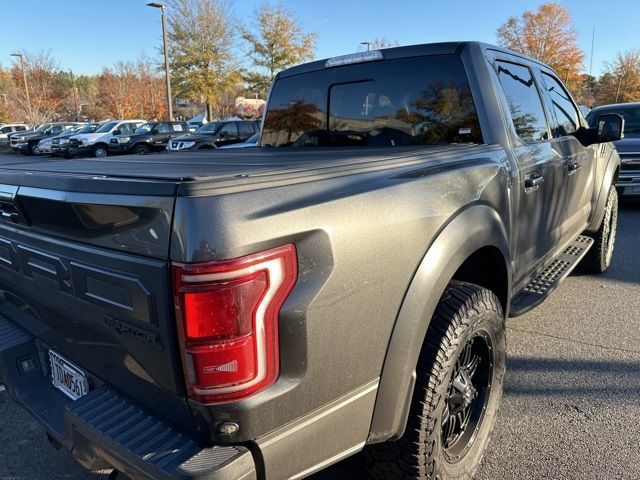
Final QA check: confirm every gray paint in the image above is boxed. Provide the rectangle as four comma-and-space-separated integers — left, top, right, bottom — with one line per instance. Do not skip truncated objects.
0, 41, 621, 479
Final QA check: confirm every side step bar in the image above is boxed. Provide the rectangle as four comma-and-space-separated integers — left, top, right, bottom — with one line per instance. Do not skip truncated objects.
510, 235, 594, 317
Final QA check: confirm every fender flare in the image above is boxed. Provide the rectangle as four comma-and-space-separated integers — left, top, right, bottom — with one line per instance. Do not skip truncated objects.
368, 203, 511, 442
587, 149, 620, 232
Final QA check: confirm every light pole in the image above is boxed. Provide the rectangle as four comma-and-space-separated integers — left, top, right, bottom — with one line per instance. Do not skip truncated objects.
10, 53, 31, 119
360, 41, 372, 52
148, 2, 173, 121
69, 69, 80, 121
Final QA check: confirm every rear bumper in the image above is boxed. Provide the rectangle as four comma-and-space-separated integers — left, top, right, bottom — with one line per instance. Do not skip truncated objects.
0, 313, 257, 480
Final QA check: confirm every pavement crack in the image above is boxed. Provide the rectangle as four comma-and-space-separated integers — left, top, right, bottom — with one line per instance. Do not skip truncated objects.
507, 326, 640, 355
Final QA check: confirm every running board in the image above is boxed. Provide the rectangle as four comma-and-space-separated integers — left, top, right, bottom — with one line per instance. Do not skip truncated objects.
510, 235, 594, 317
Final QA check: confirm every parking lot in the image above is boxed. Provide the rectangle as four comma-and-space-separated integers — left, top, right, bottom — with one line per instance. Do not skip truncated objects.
0, 200, 636, 480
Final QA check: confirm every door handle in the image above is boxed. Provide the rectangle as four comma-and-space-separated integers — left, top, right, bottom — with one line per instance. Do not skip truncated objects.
567, 162, 581, 172
525, 175, 544, 189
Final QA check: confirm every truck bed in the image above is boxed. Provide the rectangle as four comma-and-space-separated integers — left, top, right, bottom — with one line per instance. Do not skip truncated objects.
0, 144, 498, 196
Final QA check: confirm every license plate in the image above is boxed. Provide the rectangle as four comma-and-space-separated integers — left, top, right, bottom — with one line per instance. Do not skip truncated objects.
49, 350, 89, 400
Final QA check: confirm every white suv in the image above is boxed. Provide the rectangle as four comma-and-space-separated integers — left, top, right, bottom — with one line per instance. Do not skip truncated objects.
0, 124, 28, 144
68, 119, 145, 158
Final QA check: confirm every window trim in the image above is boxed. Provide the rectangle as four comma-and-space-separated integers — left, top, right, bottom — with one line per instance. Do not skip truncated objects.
538, 69, 584, 138
492, 58, 553, 145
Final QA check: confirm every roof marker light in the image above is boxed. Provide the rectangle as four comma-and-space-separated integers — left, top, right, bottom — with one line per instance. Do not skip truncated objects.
325, 50, 384, 68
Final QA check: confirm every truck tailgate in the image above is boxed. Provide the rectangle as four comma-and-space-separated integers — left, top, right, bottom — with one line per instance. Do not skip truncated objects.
0, 179, 193, 429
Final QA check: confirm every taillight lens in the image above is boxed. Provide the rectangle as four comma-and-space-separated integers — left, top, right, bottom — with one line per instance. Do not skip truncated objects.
173, 244, 297, 403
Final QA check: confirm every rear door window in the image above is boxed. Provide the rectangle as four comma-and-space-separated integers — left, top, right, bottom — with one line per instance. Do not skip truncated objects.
540, 72, 580, 137
262, 54, 483, 147
494, 61, 549, 143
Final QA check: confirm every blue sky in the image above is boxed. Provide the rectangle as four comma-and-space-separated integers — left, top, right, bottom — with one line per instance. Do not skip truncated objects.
0, 0, 637, 76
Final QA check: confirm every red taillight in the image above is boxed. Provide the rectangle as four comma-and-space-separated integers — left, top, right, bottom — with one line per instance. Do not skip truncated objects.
173, 244, 297, 403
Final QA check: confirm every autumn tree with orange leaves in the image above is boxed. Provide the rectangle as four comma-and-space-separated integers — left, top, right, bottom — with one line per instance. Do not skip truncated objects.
497, 3, 584, 89
97, 56, 166, 120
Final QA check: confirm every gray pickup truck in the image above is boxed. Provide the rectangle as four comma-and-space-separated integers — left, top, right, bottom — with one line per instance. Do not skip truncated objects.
0, 42, 622, 480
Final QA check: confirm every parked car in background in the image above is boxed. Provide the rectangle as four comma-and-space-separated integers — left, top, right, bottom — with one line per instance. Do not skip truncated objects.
0, 124, 28, 144
10, 122, 81, 155
166, 120, 259, 151
587, 102, 640, 198
108, 121, 189, 155
218, 131, 259, 149
578, 105, 591, 117
67, 119, 145, 158
37, 124, 85, 155
51, 123, 102, 157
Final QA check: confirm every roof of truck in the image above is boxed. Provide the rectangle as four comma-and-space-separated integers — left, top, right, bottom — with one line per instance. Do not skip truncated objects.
278, 41, 553, 79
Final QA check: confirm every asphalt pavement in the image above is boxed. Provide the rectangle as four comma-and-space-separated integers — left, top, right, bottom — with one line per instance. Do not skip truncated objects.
0, 204, 639, 480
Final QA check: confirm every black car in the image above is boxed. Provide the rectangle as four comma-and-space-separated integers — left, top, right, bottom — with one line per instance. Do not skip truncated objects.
166, 120, 259, 152
108, 121, 190, 155
51, 123, 101, 157
10, 122, 81, 155
587, 102, 640, 199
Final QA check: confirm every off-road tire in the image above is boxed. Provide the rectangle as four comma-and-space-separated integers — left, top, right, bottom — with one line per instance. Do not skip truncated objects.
580, 188, 618, 274
364, 281, 506, 480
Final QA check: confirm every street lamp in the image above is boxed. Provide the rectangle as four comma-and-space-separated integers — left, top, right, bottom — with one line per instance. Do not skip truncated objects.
69, 69, 80, 121
147, 2, 173, 121
10, 52, 31, 119
360, 41, 372, 52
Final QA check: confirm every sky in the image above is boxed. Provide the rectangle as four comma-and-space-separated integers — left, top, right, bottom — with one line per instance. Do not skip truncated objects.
0, 0, 638, 76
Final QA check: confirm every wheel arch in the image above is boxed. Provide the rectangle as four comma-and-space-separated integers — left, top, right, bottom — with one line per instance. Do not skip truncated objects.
368, 203, 512, 443
587, 149, 620, 232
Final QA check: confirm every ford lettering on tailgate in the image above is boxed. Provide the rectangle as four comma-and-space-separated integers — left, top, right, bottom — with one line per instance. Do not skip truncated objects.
0, 236, 155, 325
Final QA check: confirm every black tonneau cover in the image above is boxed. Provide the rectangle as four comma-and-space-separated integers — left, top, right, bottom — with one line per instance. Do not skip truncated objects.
0, 145, 496, 196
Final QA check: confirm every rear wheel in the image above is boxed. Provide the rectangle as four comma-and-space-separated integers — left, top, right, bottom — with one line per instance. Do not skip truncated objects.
365, 281, 506, 480
580, 188, 618, 274
92, 144, 108, 158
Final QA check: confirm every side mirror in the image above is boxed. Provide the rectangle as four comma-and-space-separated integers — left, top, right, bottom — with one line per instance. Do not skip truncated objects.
595, 113, 624, 143
113, 128, 122, 135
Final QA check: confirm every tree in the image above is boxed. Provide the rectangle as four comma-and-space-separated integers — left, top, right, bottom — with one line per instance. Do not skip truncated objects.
166, 0, 241, 120
10, 50, 70, 124
596, 50, 640, 105
0, 67, 20, 123
97, 57, 167, 120
496, 3, 584, 81
241, 3, 317, 95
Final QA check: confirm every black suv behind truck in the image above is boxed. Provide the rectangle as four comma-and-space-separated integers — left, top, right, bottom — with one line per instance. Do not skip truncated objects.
0, 42, 622, 480
167, 120, 259, 151
109, 121, 190, 155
